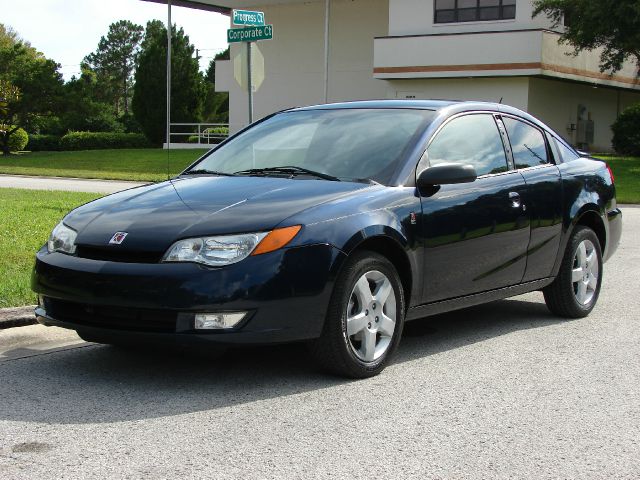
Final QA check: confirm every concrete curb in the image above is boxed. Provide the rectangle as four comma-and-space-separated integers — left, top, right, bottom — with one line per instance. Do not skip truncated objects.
0, 306, 37, 329
0, 173, 148, 185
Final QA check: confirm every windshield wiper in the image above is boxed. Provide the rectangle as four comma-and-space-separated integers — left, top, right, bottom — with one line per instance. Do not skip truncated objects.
234, 166, 341, 182
182, 169, 236, 177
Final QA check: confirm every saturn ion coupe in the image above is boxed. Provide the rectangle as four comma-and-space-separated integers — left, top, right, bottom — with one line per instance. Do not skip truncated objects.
33, 100, 622, 378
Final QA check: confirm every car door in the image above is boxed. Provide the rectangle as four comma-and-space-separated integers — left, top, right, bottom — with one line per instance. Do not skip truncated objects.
419, 113, 530, 303
500, 115, 563, 282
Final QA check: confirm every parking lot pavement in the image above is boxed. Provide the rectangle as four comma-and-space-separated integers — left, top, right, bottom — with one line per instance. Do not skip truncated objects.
0, 208, 637, 479
0, 174, 146, 193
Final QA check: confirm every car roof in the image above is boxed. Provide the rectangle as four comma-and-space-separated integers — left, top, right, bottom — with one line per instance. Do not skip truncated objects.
290, 99, 554, 137
294, 99, 460, 111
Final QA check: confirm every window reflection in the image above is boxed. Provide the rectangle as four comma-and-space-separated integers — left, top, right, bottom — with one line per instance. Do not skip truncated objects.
428, 114, 509, 176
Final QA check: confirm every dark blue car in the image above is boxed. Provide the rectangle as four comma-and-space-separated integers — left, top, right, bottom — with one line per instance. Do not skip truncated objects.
33, 100, 622, 378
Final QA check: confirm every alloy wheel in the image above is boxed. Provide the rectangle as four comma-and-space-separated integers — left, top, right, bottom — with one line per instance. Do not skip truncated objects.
345, 270, 397, 362
572, 239, 599, 305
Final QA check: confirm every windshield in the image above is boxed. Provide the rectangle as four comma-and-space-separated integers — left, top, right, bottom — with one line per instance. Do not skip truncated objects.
188, 108, 435, 185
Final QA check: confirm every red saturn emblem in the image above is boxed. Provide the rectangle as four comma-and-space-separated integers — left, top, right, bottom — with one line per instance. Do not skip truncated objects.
109, 232, 128, 245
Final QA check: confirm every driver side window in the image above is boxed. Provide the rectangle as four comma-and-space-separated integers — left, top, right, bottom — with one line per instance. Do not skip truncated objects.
428, 114, 509, 176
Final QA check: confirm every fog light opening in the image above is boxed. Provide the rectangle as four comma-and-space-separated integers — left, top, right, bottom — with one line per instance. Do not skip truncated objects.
194, 312, 247, 330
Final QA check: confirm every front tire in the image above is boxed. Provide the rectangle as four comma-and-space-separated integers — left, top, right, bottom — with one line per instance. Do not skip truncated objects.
543, 226, 603, 318
309, 251, 405, 378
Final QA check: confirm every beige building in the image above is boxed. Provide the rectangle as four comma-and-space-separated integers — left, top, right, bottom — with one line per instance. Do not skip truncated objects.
203, 0, 640, 151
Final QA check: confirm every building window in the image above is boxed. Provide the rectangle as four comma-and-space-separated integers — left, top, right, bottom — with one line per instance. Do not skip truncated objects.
434, 0, 516, 24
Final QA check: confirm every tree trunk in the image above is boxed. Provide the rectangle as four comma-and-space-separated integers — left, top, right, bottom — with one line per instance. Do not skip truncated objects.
1, 132, 10, 156
123, 70, 129, 116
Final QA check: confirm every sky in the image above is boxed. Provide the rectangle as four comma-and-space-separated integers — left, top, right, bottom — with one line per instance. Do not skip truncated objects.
2, 0, 230, 79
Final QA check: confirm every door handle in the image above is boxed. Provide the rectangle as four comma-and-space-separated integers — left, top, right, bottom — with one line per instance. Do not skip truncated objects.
508, 191, 522, 208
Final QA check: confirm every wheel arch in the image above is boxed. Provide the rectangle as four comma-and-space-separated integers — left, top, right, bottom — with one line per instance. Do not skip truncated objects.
552, 204, 607, 278
573, 206, 607, 253
336, 226, 415, 310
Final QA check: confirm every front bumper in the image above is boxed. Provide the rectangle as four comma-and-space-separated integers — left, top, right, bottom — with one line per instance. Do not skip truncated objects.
32, 244, 345, 345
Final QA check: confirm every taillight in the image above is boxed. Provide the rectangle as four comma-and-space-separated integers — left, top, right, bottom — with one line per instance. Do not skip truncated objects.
606, 164, 615, 183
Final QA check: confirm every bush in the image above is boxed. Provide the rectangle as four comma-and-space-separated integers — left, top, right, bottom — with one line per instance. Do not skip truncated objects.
59, 132, 152, 151
186, 127, 229, 144
8, 127, 28, 152
28, 134, 62, 151
612, 103, 640, 156
205, 126, 229, 136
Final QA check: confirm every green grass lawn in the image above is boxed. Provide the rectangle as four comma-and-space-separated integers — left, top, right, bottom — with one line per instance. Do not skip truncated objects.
594, 156, 640, 204
0, 149, 637, 203
0, 149, 209, 182
0, 188, 101, 307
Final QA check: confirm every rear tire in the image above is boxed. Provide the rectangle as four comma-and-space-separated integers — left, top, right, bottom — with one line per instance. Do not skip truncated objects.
309, 251, 405, 378
543, 226, 603, 318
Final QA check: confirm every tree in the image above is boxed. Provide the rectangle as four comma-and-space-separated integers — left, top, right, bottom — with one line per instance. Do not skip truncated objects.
60, 67, 123, 133
132, 20, 205, 145
533, 0, 640, 74
84, 20, 144, 115
0, 27, 63, 155
0, 79, 21, 155
202, 48, 229, 123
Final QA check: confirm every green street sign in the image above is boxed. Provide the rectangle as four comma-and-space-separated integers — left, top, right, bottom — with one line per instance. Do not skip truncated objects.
227, 25, 274, 43
232, 10, 265, 26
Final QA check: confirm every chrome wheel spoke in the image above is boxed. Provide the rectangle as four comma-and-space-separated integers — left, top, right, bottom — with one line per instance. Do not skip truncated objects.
373, 278, 392, 305
361, 329, 377, 362
347, 312, 367, 336
576, 242, 587, 267
588, 275, 598, 290
577, 281, 588, 303
353, 275, 374, 306
572, 267, 584, 283
378, 313, 395, 337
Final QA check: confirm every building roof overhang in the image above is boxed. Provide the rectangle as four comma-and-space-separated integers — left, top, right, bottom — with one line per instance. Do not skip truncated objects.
141, 0, 311, 14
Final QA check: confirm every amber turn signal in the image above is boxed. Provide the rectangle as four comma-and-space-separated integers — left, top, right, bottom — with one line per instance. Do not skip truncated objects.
252, 225, 302, 256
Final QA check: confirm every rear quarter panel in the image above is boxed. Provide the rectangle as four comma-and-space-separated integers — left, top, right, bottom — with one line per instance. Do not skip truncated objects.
553, 157, 617, 274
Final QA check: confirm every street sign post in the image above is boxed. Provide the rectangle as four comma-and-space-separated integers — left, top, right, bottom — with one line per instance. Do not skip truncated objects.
232, 9, 265, 26
228, 10, 274, 125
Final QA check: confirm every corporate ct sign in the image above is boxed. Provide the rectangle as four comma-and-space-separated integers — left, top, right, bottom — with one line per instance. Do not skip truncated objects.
227, 25, 273, 44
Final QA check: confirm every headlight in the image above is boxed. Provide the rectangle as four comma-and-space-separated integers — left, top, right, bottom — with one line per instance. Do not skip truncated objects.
47, 222, 77, 255
162, 225, 301, 267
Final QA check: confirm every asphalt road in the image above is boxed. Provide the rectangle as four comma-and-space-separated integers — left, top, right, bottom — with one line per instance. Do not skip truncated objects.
0, 174, 146, 193
1, 208, 638, 479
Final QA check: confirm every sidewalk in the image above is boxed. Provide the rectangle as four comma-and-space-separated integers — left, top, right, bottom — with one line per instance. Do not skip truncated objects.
0, 174, 147, 194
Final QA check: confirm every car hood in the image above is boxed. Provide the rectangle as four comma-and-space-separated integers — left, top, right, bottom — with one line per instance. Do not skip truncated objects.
65, 176, 371, 253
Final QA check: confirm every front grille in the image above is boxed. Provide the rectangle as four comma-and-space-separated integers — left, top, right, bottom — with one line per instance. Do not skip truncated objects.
75, 246, 162, 264
43, 297, 177, 333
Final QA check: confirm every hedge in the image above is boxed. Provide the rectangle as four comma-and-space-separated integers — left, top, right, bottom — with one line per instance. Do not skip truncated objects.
612, 103, 640, 156
28, 134, 63, 151
59, 132, 152, 151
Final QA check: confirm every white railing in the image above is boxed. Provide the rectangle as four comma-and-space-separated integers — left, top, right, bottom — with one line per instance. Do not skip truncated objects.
164, 122, 230, 149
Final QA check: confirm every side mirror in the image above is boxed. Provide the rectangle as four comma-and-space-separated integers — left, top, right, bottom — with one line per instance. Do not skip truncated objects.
417, 163, 477, 187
